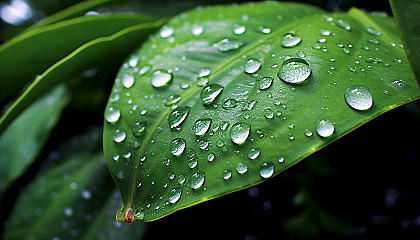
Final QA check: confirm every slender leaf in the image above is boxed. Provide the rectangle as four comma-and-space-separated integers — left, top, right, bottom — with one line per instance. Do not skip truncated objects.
0, 84, 69, 194
3, 129, 148, 240
103, 2, 420, 222
390, 0, 420, 83
0, 13, 156, 102
0, 18, 168, 136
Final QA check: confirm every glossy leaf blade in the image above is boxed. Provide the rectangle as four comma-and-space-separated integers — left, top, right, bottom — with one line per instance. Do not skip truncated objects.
3, 129, 148, 240
390, 0, 420, 83
103, 2, 420, 222
0, 84, 69, 194
0, 18, 167, 136
0, 13, 156, 102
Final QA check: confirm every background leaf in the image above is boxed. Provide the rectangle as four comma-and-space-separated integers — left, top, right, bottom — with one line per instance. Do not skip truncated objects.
2, 129, 148, 240
0, 84, 69, 194
103, 1, 420, 222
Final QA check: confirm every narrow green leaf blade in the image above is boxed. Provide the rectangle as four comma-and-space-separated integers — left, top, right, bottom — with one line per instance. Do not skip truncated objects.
0, 18, 167, 136
3, 129, 148, 240
103, 2, 420, 222
0, 84, 69, 194
0, 13, 156, 102
390, 0, 420, 83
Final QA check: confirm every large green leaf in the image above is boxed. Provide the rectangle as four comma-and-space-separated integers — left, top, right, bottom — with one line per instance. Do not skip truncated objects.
103, 2, 420, 222
0, 18, 167, 136
0, 13, 156, 102
3, 129, 148, 240
390, 0, 420, 83
0, 84, 69, 194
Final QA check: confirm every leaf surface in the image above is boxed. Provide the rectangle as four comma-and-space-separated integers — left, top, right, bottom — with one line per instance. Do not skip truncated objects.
0, 84, 69, 194
3, 129, 148, 240
103, 2, 420, 222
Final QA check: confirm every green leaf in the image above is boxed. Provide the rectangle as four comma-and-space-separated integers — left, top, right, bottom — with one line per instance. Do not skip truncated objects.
0, 13, 156, 102
390, 0, 420, 83
0, 84, 69, 194
0, 18, 167, 136
103, 2, 420, 222
3, 129, 148, 240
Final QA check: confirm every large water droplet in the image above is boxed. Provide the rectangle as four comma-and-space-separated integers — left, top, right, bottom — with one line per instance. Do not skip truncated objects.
259, 77, 273, 90
201, 84, 224, 105
281, 33, 302, 48
345, 85, 373, 111
122, 74, 135, 88
236, 162, 248, 174
223, 169, 232, 180
113, 129, 126, 143
336, 19, 351, 31
230, 122, 251, 145
193, 118, 211, 136
259, 162, 274, 178
168, 106, 191, 129
168, 188, 182, 204
316, 119, 334, 137
132, 121, 147, 137
244, 58, 261, 74
170, 138, 186, 156
151, 69, 173, 88
278, 58, 311, 84
248, 148, 261, 160
105, 107, 121, 123
233, 24, 246, 35
188, 171, 205, 189
214, 38, 246, 52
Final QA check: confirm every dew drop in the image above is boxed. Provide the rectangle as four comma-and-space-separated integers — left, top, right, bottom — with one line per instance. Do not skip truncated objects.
132, 121, 147, 137
207, 153, 215, 162
198, 68, 211, 78
345, 85, 373, 110
320, 29, 331, 36
151, 69, 173, 88
278, 58, 311, 84
233, 25, 246, 35
391, 79, 408, 89
316, 119, 334, 137
223, 169, 232, 180
248, 148, 261, 160
164, 94, 181, 106
105, 107, 121, 123
113, 129, 126, 143
257, 26, 271, 34
236, 162, 248, 174
244, 58, 261, 74
63, 207, 74, 217
201, 84, 224, 105
277, 155, 285, 163
215, 38, 246, 52
191, 24, 204, 35
168, 188, 182, 204
336, 19, 351, 31
122, 74, 135, 88
230, 122, 251, 145
259, 77, 273, 90
259, 162, 275, 178
366, 27, 381, 36
304, 129, 313, 137
160, 25, 174, 38
264, 108, 274, 119
188, 171, 205, 189
193, 118, 212, 136
170, 138, 186, 156
222, 98, 237, 109
281, 33, 302, 48
168, 106, 191, 129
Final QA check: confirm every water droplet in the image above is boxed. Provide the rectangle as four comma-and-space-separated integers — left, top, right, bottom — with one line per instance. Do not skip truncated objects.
198, 68, 211, 78
139, 65, 151, 75
170, 138, 186, 156
168, 106, 191, 129
132, 121, 146, 137
193, 118, 211, 136
168, 188, 182, 204
63, 207, 74, 217
244, 58, 261, 74
122, 74, 135, 88
336, 19, 351, 31
113, 129, 126, 143
316, 119, 334, 137
207, 153, 215, 162
160, 25, 174, 38
366, 27, 381, 36
222, 98, 237, 109
264, 108, 274, 119
201, 84, 224, 105
191, 24, 204, 35
105, 107, 121, 123
236, 162, 248, 174
164, 94, 181, 106
320, 29, 331, 36
215, 38, 246, 52
223, 169, 232, 180
188, 157, 198, 168
277, 155, 285, 163
304, 129, 313, 137
151, 69, 173, 88
281, 33, 302, 48
256, 26, 271, 34
248, 148, 261, 160
344, 85, 373, 110
230, 122, 251, 145
278, 58, 311, 84
233, 24, 246, 35
259, 77, 273, 90
188, 171, 205, 189
259, 162, 275, 178
391, 79, 408, 89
